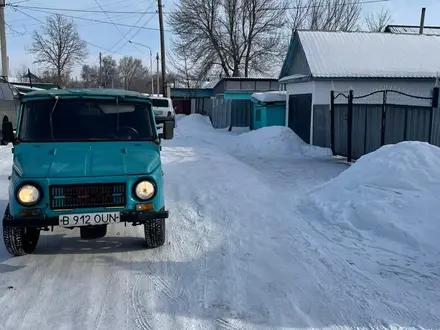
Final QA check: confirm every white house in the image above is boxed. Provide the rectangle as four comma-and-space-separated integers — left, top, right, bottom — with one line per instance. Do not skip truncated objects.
279, 30, 440, 147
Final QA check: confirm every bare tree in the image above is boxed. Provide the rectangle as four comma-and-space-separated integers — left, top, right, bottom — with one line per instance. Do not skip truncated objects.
289, 0, 362, 31
118, 56, 144, 90
168, 44, 203, 96
80, 64, 99, 87
29, 14, 88, 86
168, 0, 287, 78
13, 64, 29, 82
365, 8, 392, 32
101, 56, 119, 88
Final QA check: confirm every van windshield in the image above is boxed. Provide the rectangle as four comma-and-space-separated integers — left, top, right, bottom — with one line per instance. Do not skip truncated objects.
151, 98, 169, 108
18, 99, 156, 142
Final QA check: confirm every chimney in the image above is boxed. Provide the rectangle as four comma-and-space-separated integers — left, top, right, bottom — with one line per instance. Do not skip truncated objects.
419, 7, 426, 34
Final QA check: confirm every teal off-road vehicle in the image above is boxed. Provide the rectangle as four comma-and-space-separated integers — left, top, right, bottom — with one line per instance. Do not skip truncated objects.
1, 89, 173, 256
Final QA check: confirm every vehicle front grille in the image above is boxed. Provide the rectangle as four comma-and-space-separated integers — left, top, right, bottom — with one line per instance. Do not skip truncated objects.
50, 183, 126, 210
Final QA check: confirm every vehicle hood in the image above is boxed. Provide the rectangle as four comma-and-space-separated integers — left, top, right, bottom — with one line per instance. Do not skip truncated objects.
13, 142, 161, 178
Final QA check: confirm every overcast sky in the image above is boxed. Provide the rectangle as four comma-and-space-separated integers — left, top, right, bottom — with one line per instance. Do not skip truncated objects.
4, 0, 440, 80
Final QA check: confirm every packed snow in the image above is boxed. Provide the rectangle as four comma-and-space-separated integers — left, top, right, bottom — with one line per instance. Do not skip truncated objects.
251, 91, 286, 103
303, 141, 440, 254
231, 126, 332, 159
0, 114, 438, 330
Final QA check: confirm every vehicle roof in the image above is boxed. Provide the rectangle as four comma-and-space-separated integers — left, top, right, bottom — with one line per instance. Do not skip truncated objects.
22, 88, 150, 100
148, 95, 171, 100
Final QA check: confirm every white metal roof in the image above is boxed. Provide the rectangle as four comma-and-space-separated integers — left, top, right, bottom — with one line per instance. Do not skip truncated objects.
252, 91, 286, 103
385, 25, 440, 36
297, 30, 440, 79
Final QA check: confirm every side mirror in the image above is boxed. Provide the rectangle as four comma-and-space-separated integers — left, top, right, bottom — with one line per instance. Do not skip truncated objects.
161, 120, 174, 140
2, 121, 14, 144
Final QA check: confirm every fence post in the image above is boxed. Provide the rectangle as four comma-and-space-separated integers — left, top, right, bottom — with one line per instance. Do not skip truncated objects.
330, 91, 335, 155
380, 90, 387, 146
347, 90, 353, 162
429, 87, 439, 144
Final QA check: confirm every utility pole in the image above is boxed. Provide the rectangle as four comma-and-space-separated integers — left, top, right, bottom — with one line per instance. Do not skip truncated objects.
150, 51, 154, 95
156, 53, 160, 96
157, 0, 166, 97
0, 0, 8, 80
99, 52, 102, 87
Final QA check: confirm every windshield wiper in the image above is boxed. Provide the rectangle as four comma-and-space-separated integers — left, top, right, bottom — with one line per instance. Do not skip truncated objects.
49, 96, 60, 139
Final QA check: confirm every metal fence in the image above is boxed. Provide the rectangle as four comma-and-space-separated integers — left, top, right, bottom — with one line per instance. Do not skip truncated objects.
330, 87, 440, 161
210, 98, 252, 129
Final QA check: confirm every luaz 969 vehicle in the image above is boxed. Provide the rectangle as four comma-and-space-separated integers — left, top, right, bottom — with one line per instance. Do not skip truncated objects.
2, 88, 174, 256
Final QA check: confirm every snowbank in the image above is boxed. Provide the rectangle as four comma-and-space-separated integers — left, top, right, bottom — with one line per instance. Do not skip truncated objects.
176, 113, 213, 132
252, 91, 286, 103
231, 126, 332, 158
305, 141, 440, 253
175, 114, 187, 121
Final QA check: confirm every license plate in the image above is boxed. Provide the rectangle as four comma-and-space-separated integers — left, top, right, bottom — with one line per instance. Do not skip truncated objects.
59, 212, 121, 227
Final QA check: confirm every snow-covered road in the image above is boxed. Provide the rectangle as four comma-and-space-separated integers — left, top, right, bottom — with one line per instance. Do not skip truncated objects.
0, 115, 438, 330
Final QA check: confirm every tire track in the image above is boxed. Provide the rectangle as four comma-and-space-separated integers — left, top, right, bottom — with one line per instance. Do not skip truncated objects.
130, 275, 153, 330
150, 274, 186, 304
214, 318, 241, 330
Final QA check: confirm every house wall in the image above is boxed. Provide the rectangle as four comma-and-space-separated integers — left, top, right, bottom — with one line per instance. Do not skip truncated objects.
287, 41, 311, 77
252, 103, 286, 130
266, 105, 286, 126
313, 79, 436, 106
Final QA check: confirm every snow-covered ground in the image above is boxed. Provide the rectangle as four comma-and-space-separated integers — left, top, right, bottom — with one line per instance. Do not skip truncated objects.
0, 114, 438, 330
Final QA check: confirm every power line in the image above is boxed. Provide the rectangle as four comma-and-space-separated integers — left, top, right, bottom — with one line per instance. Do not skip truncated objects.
109, 2, 158, 55
13, 6, 171, 32
7, 4, 160, 15
278, 0, 391, 10
13, 8, 127, 56
93, 0, 144, 55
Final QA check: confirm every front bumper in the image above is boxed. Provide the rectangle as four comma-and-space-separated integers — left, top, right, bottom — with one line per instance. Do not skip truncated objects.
3, 210, 169, 228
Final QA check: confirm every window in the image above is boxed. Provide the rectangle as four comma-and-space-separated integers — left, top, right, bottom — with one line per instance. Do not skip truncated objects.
151, 98, 169, 107
19, 99, 155, 142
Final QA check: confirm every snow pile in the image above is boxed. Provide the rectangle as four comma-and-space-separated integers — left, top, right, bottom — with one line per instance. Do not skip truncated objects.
231, 126, 332, 158
176, 114, 214, 133
175, 114, 187, 121
252, 91, 286, 103
306, 141, 440, 253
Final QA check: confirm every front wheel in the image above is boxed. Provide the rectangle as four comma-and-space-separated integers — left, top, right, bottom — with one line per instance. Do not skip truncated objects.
144, 219, 165, 248
3, 204, 40, 256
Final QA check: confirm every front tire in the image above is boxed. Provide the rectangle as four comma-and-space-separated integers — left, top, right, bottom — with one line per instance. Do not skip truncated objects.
144, 219, 165, 248
3, 205, 40, 256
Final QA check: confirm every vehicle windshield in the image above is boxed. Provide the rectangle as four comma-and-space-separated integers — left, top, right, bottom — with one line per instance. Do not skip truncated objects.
18, 99, 156, 142
151, 98, 169, 108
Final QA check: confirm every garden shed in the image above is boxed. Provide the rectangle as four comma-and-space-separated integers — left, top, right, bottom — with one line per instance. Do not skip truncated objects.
251, 91, 286, 130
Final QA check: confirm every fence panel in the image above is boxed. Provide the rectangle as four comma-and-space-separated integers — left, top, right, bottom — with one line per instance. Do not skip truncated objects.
231, 100, 252, 127
333, 104, 348, 157
406, 107, 431, 142
211, 99, 231, 129
330, 88, 438, 160
364, 105, 383, 155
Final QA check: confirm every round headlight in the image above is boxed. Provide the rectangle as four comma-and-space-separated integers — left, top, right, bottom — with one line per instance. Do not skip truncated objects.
135, 180, 155, 200
17, 184, 41, 206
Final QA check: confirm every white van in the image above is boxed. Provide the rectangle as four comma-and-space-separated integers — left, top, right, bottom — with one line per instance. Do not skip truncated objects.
149, 96, 175, 124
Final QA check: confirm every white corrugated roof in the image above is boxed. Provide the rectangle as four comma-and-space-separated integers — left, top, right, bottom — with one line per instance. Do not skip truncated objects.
386, 25, 440, 36
252, 91, 286, 103
298, 30, 440, 79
